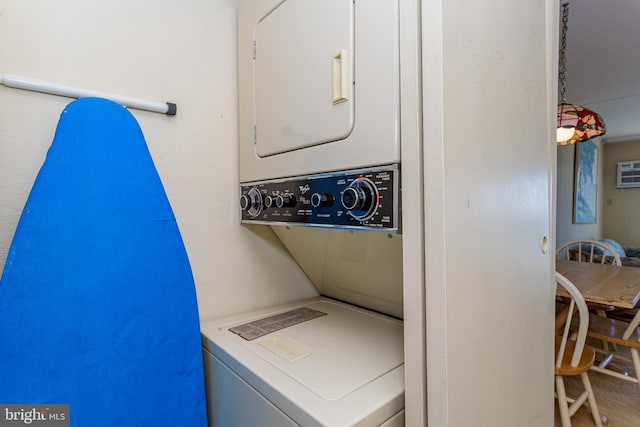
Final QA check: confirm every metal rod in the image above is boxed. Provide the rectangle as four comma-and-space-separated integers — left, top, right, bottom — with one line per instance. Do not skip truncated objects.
0, 73, 176, 116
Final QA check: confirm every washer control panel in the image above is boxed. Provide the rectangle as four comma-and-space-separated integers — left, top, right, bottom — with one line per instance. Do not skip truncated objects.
240, 165, 400, 232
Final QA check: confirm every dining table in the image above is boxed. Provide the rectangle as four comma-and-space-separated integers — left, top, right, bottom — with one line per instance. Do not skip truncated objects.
556, 259, 640, 386
556, 259, 640, 311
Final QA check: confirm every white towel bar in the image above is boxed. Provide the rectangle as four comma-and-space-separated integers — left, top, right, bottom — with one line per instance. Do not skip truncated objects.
0, 73, 176, 116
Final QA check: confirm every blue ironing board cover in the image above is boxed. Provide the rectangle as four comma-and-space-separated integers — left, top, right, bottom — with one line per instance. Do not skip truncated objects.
0, 98, 207, 426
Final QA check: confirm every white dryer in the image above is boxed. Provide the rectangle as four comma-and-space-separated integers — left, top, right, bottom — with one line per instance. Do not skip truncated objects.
201, 297, 404, 426
238, 0, 401, 183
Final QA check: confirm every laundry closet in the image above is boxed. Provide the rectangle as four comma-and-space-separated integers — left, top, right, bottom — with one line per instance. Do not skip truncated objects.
201, 0, 409, 425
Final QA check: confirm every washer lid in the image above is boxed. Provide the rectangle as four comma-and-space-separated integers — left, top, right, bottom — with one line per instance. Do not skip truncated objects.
222, 300, 403, 401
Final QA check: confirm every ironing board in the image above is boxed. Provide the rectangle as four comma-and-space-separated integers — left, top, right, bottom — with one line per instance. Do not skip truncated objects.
0, 98, 207, 426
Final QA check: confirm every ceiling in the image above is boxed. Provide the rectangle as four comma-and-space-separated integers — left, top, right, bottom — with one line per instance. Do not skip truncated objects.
563, 0, 640, 142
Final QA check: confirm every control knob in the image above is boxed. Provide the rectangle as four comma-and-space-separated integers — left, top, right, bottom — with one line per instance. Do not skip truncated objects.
277, 193, 296, 208
265, 193, 296, 209
310, 193, 333, 208
240, 187, 263, 217
239, 195, 251, 210
264, 195, 275, 208
340, 178, 379, 221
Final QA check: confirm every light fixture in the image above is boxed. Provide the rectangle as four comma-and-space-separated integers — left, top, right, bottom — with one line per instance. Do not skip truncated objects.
556, 2, 605, 146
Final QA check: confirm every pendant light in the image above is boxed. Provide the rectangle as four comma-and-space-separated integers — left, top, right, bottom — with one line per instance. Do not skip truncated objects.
556, 2, 605, 145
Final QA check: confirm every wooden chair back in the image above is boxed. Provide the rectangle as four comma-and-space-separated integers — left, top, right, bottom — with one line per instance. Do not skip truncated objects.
556, 239, 622, 266
554, 272, 603, 427
555, 272, 589, 368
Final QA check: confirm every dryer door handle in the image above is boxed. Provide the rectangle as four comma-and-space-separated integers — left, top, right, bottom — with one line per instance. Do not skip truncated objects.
332, 49, 350, 104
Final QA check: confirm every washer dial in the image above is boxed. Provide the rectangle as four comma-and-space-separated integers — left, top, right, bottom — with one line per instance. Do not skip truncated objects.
240, 187, 263, 217
340, 177, 379, 221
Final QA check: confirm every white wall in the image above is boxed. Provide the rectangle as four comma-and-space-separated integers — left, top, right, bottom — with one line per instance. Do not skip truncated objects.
0, 0, 317, 322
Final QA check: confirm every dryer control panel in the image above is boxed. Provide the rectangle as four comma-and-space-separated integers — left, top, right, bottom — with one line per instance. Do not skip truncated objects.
240, 165, 400, 232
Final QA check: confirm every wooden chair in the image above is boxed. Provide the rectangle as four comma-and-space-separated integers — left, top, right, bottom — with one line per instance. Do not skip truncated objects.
556, 239, 622, 266
581, 310, 640, 389
555, 272, 603, 427
557, 239, 622, 352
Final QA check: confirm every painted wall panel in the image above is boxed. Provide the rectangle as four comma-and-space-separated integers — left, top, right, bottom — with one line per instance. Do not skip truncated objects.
421, 0, 555, 425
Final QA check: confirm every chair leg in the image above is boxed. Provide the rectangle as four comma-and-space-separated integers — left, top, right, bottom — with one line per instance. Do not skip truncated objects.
595, 310, 612, 352
580, 372, 603, 427
555, 376, 572, 427
632, 348, 640, 389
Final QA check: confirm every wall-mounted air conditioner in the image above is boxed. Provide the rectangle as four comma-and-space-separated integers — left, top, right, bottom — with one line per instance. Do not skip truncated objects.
617, 160, 640, 188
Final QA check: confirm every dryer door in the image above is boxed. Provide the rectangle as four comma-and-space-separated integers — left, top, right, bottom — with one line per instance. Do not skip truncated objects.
254, 0, 354, 157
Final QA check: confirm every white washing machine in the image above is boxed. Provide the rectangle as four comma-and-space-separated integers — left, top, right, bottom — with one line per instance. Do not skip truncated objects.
201, 297, 404, 426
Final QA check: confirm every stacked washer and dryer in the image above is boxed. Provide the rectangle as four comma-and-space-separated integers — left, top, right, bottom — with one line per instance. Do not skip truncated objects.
201, 0, 411, 425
